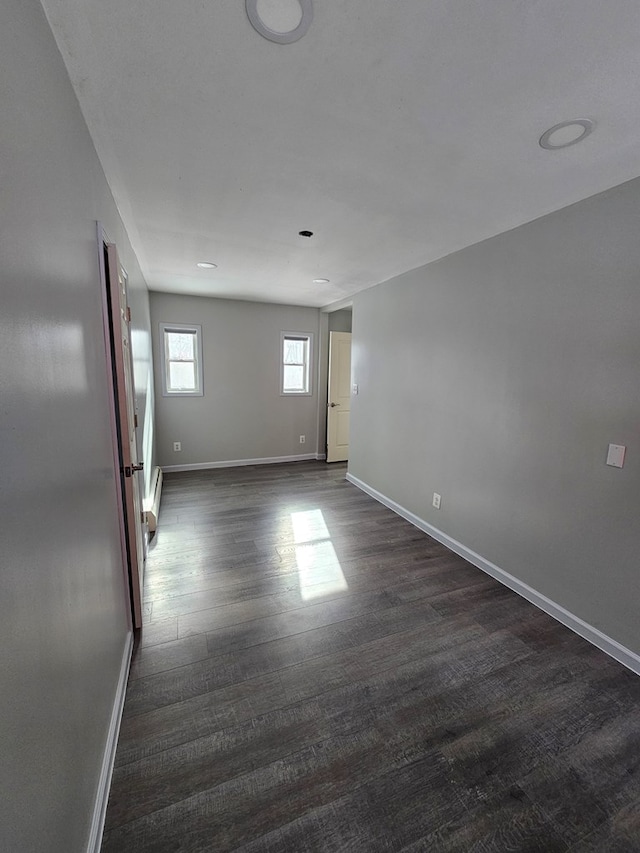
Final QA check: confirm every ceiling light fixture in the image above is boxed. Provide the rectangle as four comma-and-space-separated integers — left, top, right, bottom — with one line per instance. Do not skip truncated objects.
246, 0, 313, 44
196, 262, 217, 269
313, 278, 330, 284
539, 119, 595, 150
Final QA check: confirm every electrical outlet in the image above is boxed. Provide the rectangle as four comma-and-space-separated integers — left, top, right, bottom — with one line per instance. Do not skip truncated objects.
352, 383, 359, 395
299, 435, 306, 444
173, 441, 182, 452
606, 444, 626, 468
432, 492, 441, 510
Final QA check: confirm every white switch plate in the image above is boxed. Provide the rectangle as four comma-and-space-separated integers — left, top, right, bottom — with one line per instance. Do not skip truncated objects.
606, 444, 626, 468
352, 384, 359, 395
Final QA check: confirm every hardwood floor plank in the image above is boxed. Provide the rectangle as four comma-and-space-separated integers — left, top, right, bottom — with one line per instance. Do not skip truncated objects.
515, 760, 608, 846
129, 633, 209, 680
558, 708, 640, 819
103, 461, 640, 852
124, 599, 442, 711
143, 542, 457, 609
401, 795, 569, 853
201, 587, 399, 656
137, 617, 179, 649
103, 728, 394, 852
567, 801, 640, 852
235, 748, 474, 853
106, 699, 328, 830
116, 617, 490, 764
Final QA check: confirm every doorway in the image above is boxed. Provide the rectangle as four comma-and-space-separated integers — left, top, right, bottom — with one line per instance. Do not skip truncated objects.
98, 226, 146, 628
325, 306, 353, 463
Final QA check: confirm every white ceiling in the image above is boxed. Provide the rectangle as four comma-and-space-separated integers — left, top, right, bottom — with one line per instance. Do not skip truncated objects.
41, 0, 640, 307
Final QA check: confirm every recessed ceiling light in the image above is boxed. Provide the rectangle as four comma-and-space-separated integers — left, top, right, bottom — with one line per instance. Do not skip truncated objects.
246, 0, 313, 45
196, 262, 217, 269
313, 278, 330, 284
539, 119, 595, 150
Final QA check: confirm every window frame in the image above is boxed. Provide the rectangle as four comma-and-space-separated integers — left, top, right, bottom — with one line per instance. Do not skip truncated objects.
159, 322, 204, 397
280, 331, 313, 396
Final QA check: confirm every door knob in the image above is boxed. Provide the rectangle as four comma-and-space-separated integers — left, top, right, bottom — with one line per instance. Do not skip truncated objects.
329, 402, 340, 407
124, 462, 144, 477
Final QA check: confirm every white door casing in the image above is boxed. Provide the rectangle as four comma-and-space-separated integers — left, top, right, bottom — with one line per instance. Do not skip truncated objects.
326, 331, 352, 463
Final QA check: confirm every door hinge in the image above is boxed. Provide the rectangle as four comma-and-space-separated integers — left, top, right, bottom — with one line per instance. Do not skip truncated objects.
134, 413, 138, 428
126, 306, 131, 322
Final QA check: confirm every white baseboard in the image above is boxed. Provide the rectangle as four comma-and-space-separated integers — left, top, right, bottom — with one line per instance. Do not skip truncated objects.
87, 631, 133, 853
346, 472, 640, 677
162, 453, 324, 473
143, 465, 163, 534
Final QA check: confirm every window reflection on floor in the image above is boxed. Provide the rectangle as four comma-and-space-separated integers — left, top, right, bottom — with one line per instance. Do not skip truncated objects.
290, 509, 348, 600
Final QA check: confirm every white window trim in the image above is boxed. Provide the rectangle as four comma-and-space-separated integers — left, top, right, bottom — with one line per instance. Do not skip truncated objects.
280, 331, 313, 396
160, 322, 204, 397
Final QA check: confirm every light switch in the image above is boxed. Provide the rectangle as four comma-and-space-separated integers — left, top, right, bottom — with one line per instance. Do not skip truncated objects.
606, 444, 626, 468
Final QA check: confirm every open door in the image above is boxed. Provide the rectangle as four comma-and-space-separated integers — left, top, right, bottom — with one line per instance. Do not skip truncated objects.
326, 331, 352, 462
102, 238, 145, 628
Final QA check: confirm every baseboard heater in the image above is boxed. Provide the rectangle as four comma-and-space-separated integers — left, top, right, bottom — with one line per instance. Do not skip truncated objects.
144, 466, 163, 536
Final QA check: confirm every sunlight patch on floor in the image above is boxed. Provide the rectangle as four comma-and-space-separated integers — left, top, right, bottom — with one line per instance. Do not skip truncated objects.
291, 509, 348, 600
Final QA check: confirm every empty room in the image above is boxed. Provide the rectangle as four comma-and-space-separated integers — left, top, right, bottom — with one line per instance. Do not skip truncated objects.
1, 1, 639, 851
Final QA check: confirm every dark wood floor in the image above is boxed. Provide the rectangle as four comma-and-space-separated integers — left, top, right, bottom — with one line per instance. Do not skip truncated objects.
103, 461, 640, 852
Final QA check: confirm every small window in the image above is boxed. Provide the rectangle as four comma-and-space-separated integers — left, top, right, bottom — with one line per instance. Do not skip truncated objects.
160, 323, 203, 396
281, 332, 312, 395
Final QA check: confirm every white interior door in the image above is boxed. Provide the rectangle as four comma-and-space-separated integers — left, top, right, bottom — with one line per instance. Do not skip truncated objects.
106, 243, 145, 628
326, 331, 352, 463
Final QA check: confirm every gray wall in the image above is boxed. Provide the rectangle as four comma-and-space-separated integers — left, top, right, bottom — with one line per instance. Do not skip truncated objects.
328, 309, 353, 333
350, 177, 640, 655
151, 293, 321, 466
0, 0, 154, 850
